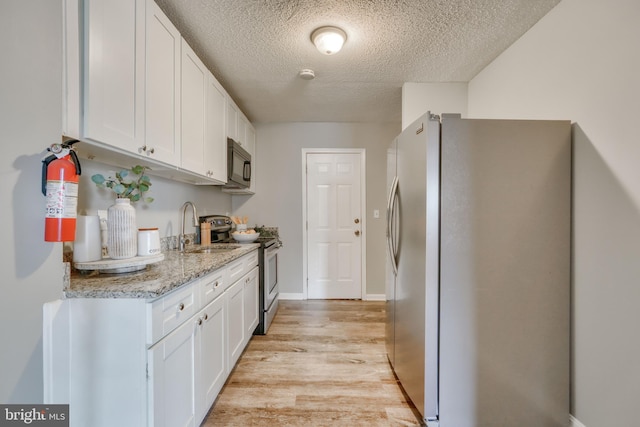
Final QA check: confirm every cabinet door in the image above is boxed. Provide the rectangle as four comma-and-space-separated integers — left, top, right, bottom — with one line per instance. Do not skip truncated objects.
243, 267, 259, 341
204, 75, 227, 183
148, 318, 196, 427
245, 122, 256, 157
226, 279, 245, 370
196, 295, 226, 424
84, 0, 145, 151
145, 0, 181, 165
181, 40, 207, 175
237, 114, 248, 147
226, 98, 238, 141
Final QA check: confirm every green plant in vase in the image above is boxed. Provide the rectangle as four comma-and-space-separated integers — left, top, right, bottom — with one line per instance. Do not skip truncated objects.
91, 165, 154, 203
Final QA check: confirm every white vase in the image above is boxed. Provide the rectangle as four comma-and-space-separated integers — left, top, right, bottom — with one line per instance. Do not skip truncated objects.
107, 198, 137, 259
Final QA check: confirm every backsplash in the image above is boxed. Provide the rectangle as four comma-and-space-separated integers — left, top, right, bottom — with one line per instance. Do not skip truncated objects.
254, 226, 279, 238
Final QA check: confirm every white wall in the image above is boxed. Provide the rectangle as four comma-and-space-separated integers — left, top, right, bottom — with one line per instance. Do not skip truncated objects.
232, 122, 400, 298
402, 82, 468, 128
467, 0, 640, 425
0, 0, 66, 403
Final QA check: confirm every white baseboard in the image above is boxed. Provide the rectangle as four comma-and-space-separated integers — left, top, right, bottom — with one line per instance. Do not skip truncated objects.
570, 415, 586, 427
426, 416, 581, 427
279, 293, 386, 301
278, 292, 305, 300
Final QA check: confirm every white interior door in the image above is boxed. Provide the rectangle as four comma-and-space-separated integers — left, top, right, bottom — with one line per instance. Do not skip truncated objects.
306, 152, 363, 299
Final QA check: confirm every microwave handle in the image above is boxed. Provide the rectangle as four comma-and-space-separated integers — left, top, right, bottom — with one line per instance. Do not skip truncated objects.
243, 161, 251, 181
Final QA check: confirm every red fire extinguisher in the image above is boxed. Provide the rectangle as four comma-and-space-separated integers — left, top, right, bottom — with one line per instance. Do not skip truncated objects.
42, 140, 82, 242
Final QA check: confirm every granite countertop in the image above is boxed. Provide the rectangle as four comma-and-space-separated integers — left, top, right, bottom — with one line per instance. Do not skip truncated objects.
64, 243, 260, 299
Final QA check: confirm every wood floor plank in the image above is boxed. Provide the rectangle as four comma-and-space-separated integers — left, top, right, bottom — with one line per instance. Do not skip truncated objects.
202, 300, 422, 426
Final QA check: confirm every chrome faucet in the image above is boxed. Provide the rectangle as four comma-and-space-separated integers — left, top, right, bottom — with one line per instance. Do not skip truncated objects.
179, 201, 198, 252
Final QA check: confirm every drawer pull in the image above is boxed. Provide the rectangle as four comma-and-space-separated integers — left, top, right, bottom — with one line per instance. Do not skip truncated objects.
178, 302, 185, 311
214, 281, 220, 288
197, 317, 203, 326
204, 314, 208, 321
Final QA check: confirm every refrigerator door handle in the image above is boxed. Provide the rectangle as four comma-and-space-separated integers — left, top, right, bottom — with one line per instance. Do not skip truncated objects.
386, 176, 399, 276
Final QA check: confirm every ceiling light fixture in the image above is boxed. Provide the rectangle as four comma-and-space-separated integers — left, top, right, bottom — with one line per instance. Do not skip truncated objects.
311, 26, 347, 55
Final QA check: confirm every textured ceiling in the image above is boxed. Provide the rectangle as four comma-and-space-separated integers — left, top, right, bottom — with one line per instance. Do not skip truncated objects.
154, 0, 560, 123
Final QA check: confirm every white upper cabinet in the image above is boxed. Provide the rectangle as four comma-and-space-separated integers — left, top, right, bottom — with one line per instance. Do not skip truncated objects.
84, 0, 146, 151
226, 97, 239, 142
180, 41, 226, 184
145, 0, 181, 165
180, 40, 207, 176
66, 0, 255, 190
205, 76, 227, 183
237, 113, 248, 148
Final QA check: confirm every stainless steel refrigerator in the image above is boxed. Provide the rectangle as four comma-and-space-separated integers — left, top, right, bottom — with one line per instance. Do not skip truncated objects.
385, 112, 571, 427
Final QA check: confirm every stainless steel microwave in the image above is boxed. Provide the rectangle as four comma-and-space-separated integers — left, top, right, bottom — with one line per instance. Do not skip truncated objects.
224, 138, 251, 189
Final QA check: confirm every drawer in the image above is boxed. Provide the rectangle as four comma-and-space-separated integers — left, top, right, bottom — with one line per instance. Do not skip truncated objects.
200, 269, 225, 306
227, 250, 259, 285
243, 250, 259, 270
226, 257, 245, 285
148, 280, 199, 345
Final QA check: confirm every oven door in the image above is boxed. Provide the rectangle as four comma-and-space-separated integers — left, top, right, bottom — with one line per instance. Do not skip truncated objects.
264, 244, 280, 311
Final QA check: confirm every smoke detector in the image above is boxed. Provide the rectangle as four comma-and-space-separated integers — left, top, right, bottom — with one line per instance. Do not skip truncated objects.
298, 69, 315, 80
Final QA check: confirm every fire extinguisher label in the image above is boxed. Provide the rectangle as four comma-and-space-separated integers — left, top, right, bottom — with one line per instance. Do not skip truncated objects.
45, 181, 79, 219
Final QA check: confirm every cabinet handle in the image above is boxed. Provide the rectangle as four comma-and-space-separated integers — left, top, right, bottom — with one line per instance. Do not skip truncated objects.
138, 145, 147, 153
214, 281, 219, 288
148, 147, 155, 154
178, 302, 185, 311
204, 314, 208, 321
197, 317, 203, 326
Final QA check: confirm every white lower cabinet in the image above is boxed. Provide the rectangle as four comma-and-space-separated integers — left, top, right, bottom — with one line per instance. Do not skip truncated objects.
226, 278, 245, 370
243, 267, 260, 341
46, 250, 259, 427
148, 317, 197, 427
196, 294, 227, 422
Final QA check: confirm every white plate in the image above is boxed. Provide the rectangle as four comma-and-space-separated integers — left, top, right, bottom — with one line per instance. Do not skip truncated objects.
74, 253, 165, 274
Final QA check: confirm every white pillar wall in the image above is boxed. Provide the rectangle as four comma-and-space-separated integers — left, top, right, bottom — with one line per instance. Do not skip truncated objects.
466, 0, 640, 426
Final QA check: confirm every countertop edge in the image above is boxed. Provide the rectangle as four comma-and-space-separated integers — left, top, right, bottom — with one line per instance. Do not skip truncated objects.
64, 243, 260, 299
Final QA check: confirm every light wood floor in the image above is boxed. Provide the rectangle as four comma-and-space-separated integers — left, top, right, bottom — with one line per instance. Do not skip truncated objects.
202, 300, 423, 426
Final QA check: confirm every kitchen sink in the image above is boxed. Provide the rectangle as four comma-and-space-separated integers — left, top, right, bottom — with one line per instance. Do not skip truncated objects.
185, 244, 242, 254
189, 247, 235, 254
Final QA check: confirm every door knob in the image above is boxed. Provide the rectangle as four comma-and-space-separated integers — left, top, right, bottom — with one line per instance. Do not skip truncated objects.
354, 218, 360, 224
355, 230, 360, 236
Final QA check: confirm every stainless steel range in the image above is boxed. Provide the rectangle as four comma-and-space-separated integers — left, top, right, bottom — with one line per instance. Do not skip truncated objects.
198, 215, 281, 335
257, 236, 280, 334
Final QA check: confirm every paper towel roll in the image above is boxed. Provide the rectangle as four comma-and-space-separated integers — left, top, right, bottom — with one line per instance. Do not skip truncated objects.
73, 215, 102, 263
